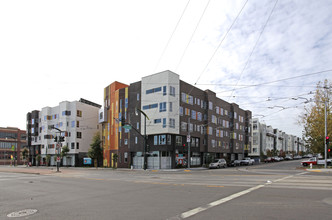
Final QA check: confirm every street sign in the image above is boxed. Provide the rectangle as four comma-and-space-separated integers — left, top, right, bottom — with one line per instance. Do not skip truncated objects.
187, 135, 190, 142
123, 124, 132, 130
84, 158, 92, 165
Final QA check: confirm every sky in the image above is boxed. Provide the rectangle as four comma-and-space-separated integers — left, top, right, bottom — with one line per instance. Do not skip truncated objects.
1, 0, 331, 137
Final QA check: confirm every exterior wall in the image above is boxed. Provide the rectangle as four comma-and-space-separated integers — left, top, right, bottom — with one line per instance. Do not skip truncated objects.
28, 99, 100, 166
141, 70, 180, 135
0, 127, 27, 165
101, 81, 128, 167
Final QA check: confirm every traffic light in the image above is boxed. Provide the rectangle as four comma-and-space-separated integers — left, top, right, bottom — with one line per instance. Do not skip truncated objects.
121, 117, 126, 125
59, 136, 65, 142
54, 136, 58, 142
326, 136, 330, 146
328, 149, 331, 152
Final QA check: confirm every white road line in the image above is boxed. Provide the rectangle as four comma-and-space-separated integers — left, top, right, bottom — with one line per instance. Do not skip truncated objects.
180, 184, 265, 219
178, 174, 297, 219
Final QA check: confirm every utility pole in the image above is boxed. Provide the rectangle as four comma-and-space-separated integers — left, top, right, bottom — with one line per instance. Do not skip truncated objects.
187, 117, 191, 169
324, 86, 328, 168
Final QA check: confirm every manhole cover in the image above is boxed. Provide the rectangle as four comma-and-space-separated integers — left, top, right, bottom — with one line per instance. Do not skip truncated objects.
7, 209, 37, 218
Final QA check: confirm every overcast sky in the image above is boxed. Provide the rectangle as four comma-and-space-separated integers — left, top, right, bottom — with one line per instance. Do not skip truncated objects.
1, 0, 331, 137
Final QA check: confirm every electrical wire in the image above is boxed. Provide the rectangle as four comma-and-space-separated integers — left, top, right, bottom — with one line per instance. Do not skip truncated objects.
193, 0, 249, 86
228, 0, 279, 102
153, 0, 191, 72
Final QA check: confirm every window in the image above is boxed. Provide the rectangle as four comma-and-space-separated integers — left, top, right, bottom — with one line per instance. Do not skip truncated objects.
146, 87, 161, 94
124, 139, 128, 145
208, 127, 213, 135
180, 106, 183, 116
170, 86, 175, 96
71, 143, 75, 149
135, 137, 138, 144
159, 135, 166, 145
154, 136, 158, 145
76, 121, 79, 128
191, 110, 196, 120
71, 121, 75, 128
77, 132, 82, 139
159, 102, 166, 112
169, 102, 173, 112
163, 118, 166, 128
137, 93, 140, 101
163, 86, 167, 95
143, 103, 158, 110
209, 101, 213, 110
77, 110, 82, 117
136, 122, 139, 129
62, 111, 71, 116
154, 119, 161, 124
181, 122, 187, 131
169, 118, 175, 128
176, 136, 182, 146
197, 112, 202, 121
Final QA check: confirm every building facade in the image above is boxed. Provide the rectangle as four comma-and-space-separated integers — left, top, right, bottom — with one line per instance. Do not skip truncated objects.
100, 70, 252, 169
249, 118, 305, 159
27, 98, 101, 166
0, 127, 27, 165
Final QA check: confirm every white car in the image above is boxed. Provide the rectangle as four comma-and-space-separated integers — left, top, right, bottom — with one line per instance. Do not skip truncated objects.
209, 159, 227, 169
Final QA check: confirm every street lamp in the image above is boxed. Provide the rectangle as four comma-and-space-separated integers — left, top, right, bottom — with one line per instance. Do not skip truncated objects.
52, 127, 64, 172
135, 108, 149, 170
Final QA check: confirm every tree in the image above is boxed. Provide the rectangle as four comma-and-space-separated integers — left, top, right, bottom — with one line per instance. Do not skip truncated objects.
88, 132, 103, 168
61, 145, 70, 158
299, 80, 332, 154
22, 148, 28, 166
36, 154, 41, 166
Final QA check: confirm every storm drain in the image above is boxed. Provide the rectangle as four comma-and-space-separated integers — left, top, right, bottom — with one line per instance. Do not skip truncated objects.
7, 209, 37, 218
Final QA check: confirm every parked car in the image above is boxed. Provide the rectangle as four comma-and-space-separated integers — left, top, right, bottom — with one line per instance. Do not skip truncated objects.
227, 160, 241, 167
240, 157, 255, 165
293, 155, 302, 160
285, 156, 293, 160
209, 159, 227, 169
264, 157, 273, 163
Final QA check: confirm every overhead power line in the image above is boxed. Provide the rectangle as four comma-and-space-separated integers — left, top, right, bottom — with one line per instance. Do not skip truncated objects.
228, 0, 279, 102
193, 0, 249, 86
153, 0, 191, 72
175, 0, 211, 71
216, 69, 332, 93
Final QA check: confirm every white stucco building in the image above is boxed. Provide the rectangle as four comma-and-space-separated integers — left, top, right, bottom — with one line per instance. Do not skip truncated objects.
30, 99, 101, 166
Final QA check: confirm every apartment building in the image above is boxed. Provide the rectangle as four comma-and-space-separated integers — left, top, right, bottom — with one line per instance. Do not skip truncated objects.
27, 98, 101, 166
249, 118, 305, 159
100, 70, 252, 169
0, 127, 27, 165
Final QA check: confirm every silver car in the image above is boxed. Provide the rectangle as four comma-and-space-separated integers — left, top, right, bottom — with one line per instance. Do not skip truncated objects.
209, 159, 227, 169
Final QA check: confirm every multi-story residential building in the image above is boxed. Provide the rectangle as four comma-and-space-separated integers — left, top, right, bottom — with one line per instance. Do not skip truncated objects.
249, 118, 304, 158
0, 127, 27, 165
100, 70, 252, 169
27, 98, 101, 166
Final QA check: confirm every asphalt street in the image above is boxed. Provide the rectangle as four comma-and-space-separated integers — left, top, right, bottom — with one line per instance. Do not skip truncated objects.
0, 160, 331, 220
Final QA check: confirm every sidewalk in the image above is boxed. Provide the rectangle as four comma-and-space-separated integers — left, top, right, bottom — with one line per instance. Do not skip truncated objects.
305, 168, 332, 173
0, 165, 76, 175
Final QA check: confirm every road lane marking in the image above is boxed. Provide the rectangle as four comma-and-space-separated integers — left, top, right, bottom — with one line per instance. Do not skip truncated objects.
180, 184, 265, 219
178, 174, 299, 219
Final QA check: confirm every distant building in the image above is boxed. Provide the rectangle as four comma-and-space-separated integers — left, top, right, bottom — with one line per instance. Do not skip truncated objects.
249, 118, 304, 158
26, 98, 101, 166
0, 127, 27, 165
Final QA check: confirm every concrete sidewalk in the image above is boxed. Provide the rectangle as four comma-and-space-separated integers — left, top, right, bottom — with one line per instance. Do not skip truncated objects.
0, 165, 79, 175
